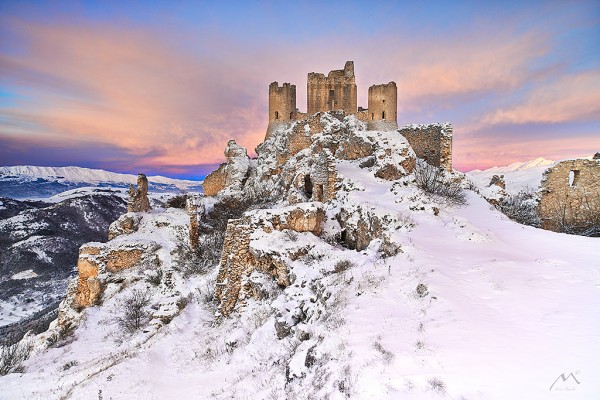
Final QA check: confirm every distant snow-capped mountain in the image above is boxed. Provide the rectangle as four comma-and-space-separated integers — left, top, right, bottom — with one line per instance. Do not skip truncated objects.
467, 157, 556, 194
0, 166, 203, 199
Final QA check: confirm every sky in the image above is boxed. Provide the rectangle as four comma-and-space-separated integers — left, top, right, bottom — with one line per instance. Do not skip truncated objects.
1, 1, 599, 179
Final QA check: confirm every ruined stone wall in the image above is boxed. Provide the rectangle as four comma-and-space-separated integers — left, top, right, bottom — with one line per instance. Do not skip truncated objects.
73, 242, 160, 309
539, 159, 600, 233
366, 82, 398, 131
307, 61, 357, 115
398, 123, 453, 171
202, 163, 227, 196
215, 205, 325, 316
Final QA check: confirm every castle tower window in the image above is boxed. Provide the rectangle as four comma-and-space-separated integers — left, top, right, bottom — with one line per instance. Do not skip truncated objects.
275, 111, 279, 120
329, 89, 335, 98
382, 111, 385, 119
569, 170, 580, 187
383, 99, 385, 104
371, 113, 374, 120
290, 112, 293, 120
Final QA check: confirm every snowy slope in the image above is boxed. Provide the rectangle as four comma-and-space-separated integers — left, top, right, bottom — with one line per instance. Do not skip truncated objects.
1, 160, 598, 400
466, 157, 556, 194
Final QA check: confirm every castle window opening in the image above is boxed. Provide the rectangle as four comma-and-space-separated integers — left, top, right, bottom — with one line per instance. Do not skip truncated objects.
290, 112, 293, 120
371, 113, 374, 120
569, 170, 580, 187
329, 89, 334, 98
383, 99, 385, 104
382, 111, 385, 119
275, 111, 279, 120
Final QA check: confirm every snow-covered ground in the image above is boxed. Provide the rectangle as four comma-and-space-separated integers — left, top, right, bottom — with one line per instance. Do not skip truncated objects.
1, 158, 598, 400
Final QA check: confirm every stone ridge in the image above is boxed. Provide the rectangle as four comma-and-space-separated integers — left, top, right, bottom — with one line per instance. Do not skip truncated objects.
215, 204, 326, 316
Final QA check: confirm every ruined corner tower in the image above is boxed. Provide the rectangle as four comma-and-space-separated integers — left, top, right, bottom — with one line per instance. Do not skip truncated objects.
366, 82, 398, 131
266, 82, 297, 138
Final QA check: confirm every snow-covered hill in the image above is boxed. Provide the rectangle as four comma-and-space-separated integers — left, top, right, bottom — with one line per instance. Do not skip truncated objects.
0, 166, 203, 199
1, 115, 598, 400
2, 162, 598, 400
466, 157, 556, 194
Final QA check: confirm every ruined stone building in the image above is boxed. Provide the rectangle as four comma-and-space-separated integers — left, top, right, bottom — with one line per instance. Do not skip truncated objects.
265, 61, 452, 171
267, 61, 398, 137
539, 158, 600, 233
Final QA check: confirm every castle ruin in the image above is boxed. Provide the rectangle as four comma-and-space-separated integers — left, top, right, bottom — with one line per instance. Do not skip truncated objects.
539, 158, 600, 234
265, 61, 451, 171
267, 61, 398, 138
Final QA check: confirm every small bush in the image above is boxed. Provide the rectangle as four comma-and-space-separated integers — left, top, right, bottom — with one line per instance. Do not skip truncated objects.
115, 289, 151, 333
62, 360, 78, 371
165, 193, 188, 209
496, 188, 540, 227
0, 341, 32, 375
414, 160, 467, 205
427, 376, 447, 394
146, 269, 163, 286
372, 340, 394, 364
334, 260, 354, 273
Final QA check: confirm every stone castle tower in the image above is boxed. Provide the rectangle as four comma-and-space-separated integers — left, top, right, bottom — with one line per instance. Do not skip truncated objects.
307, 61, 357, 115
266, 61, 398, 137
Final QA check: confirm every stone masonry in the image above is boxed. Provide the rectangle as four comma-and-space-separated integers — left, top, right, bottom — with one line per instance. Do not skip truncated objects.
215, 204, 325, 316
398, 123, 453, 171
539, 158, 600, 233
73, 242, 160, 309
266, 61, 398, 138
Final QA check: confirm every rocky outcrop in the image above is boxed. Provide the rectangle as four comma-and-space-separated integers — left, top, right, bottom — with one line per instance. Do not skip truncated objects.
489, 175, 506, 190
128, 174, 151, 212
72, 241, 160, 309
215, 204, 325, 316
108, 213, 142, 240
202, 140, 250, 196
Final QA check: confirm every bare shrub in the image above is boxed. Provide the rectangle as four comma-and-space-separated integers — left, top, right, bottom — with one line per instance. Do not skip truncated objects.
427, 376, 447, 394
62, 360, 78, 371
284, 230, 298, 242
334, 260, 354, 273
379, 236, 402, 259
114, 289, 151, 333
165, 193, 188, 209
414, 160, 466, 205
145, 269, 163, 286
372, 339, 394, 364
0, 341, 32, 375
496, 188, 540, 227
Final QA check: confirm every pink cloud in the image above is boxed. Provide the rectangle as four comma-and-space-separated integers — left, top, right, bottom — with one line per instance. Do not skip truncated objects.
1, 16, 597, 175
481, 71, 600, 125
